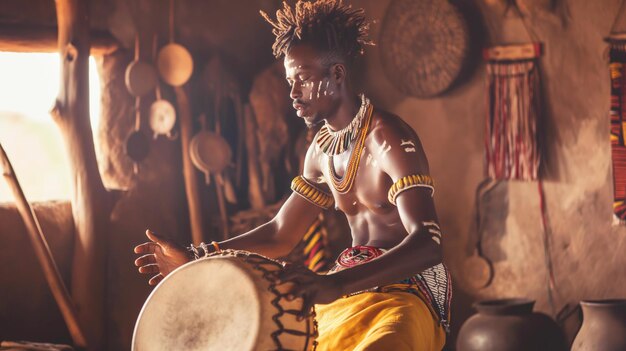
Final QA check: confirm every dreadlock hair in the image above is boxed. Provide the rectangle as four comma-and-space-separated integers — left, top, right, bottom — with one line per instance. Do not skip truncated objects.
260, 0, 374, 65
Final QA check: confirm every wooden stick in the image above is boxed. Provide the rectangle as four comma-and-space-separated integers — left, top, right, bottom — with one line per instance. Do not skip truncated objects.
175, 86, 205, 245
484, 42, 542, 61
0, 143, 88, 348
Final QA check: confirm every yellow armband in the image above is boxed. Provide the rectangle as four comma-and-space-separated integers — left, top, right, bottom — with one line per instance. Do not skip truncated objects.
388, 174, 435, 205
291, 175, 335, 210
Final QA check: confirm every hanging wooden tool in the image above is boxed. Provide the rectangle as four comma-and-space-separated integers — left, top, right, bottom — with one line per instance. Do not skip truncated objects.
149, 34, 177, 140
175, 86, 205, 245
463, 179, 498, 289
157, 0, 193, 87
0, 143, 88, 348
125, 96, 150, 174
189, 114, 233, 240
202, 57, 245, 191
125, 34, 158, 97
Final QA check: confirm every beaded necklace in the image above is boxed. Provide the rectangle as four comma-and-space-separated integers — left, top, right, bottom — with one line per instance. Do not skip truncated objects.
316, 94, 369, 156
327, 100, 374, 194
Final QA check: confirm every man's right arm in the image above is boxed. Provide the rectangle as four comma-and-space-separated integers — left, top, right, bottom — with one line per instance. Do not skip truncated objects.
218, 192, 323, 258
135, 141, 327, 284
219, 140, 328, 258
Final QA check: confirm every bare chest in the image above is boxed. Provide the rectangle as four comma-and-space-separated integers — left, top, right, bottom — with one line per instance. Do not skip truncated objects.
319, 146, 395, 216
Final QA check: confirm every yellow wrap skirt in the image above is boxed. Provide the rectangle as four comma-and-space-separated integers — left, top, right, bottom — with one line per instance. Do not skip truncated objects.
315, 291, 446, 351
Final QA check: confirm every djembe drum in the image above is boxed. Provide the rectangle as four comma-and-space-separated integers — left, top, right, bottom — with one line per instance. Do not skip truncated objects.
132, 250, 317, 351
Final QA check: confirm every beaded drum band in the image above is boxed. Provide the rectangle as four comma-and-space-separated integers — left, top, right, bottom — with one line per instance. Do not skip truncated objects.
291, 175, 335, 210
387, 174, 435, 205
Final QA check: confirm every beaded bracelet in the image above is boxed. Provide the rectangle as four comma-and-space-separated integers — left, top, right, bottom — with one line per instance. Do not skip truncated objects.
291, 175, 335, 210
187, 241, 222, 260
387, 174, 435, 205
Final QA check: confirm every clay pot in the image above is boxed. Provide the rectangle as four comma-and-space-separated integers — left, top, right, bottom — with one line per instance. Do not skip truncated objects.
457, 298, 566, 351
571, 299, 626, 351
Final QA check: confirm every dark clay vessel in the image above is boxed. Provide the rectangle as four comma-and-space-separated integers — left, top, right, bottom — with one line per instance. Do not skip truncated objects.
457, 298, 566, 351
571, 299, 626, 351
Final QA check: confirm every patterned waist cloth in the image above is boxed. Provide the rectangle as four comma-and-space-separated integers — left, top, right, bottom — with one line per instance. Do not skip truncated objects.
328, 245, 452, 332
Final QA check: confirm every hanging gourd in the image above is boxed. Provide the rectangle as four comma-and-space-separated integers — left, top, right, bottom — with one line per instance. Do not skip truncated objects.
157, 0, 193, 87
125, 36, 151, 174
148, 34, 177, 139
125, 34, 158, 97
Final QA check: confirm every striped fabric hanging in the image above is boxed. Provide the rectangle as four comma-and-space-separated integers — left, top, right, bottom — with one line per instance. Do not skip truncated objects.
609, 40, 626, 224
484, 44, 542, 181
300, 215, 332, 272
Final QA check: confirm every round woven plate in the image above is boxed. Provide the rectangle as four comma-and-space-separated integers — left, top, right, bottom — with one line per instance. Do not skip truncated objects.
380, 0, 469, 97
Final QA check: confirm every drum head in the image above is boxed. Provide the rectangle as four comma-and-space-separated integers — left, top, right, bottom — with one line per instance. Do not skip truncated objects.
133, 258, 261, 351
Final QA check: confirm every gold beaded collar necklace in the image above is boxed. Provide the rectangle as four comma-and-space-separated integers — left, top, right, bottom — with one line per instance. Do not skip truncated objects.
316, 94, 369, 156
328, 99, 374, 194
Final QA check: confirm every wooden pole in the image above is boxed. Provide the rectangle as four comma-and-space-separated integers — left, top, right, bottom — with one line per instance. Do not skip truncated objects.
53, 0, 114, 348
0, 143, 88, 348
175, 86, 205, 245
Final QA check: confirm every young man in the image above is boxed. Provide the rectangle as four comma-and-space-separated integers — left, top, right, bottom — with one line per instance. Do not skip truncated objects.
134, 1, 451, 349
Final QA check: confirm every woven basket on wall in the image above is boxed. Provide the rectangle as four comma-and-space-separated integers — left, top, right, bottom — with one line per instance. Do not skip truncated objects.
380, 0, 469, 98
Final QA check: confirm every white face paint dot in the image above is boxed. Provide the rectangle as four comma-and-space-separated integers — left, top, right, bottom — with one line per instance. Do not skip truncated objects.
352, 201, 357, 206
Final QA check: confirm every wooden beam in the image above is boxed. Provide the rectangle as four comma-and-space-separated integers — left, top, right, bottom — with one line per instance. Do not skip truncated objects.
0, 24, 118, 55
53, 0, 116, 349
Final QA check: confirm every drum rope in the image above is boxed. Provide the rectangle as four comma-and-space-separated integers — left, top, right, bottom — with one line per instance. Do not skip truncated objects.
209, 250, 319, 351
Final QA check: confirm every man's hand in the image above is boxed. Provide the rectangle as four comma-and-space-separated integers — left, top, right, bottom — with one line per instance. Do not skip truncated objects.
278, 264, 344, 318
134, 229, 192, 286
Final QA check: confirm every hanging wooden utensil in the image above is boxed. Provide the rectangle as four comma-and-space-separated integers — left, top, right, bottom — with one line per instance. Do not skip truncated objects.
157, 0, 193, 87
463, 179, 498, 289
125, 34, 158, 97
189, 112, 234, 240
126, 97, 150, 173
202, 57, 245, 187
149, 98, 177, 139
125, 130, 150, 163
149, 34, 177, 139
189, 130, 232, 183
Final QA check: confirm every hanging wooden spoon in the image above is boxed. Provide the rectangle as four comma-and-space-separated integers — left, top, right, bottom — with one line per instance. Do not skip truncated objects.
463, 179, 498, 289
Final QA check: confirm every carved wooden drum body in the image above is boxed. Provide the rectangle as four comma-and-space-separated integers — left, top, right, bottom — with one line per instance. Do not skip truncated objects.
132, 250, 317, 351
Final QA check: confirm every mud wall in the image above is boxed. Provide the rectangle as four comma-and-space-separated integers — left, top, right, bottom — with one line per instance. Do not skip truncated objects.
357, 0, 626, 345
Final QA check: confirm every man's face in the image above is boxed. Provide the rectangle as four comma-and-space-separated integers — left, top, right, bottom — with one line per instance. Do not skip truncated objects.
284, 44, 339, 127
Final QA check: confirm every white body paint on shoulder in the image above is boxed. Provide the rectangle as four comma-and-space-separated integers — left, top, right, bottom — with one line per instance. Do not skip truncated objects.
401, 139, 417, 153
